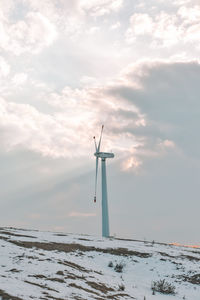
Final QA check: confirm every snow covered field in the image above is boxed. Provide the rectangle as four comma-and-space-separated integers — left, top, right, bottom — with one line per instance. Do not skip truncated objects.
0, 227, 199, 299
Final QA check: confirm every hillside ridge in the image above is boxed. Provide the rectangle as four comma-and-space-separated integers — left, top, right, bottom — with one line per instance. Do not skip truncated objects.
0, 227, 199, 299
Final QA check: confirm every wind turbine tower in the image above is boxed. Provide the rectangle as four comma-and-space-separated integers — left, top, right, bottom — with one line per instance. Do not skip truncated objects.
93, 125, 114, 238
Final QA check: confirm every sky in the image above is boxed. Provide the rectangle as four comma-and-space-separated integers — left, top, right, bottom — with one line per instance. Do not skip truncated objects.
0, 0, 200, 244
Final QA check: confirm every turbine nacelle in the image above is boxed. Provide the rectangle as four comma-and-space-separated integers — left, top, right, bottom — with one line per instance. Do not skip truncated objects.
94, 152, 114, 159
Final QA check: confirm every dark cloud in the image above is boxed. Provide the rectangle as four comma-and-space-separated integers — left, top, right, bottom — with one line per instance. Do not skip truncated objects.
108, 61, 200, 157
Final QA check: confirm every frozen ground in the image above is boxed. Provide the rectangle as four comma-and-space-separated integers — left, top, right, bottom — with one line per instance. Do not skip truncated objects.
0, 227, 200, 300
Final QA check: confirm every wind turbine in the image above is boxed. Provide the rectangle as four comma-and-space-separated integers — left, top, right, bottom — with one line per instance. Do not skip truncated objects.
93, 125, 114, 238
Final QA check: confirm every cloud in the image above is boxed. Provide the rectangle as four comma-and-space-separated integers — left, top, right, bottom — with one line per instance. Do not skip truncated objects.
126, 12, 180, 47
126, 14, 154, 39
80, 76, 99, 87
0, 56, 10, 77
0, 83, 143, 159
0, 1, 58, 56
109, 60, 200, 160
79, 0, 124, 17
178, 5, 200, 21
12, 73, 28, 86
87, 26, 100, 35
68, 211, 96, 217
7, 12, 57, 55
160, 139, 175, 149
0, 0, 125, 58
126, 5, 200, 49
121, 156, 142, 172
1, 58, 199, 177
110, 22, 121, 30
0, 97, 64, 156
173, 0, 197, 5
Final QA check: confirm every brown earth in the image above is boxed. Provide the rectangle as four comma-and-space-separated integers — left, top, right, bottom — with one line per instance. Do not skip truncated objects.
8, 239, 151, 258
0, 289, 23, 300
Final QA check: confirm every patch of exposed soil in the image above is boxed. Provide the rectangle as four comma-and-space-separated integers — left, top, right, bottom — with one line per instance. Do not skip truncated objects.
0, 230, 36, 239
24, 280, 58, 292
47, 277, 65, 283
158, 252, 176, 259
0, 235, 9, 242
40, 292, 65, 300
29, 274, 47, 279
56, 270, 64, 276
171, 261, 184, 270
70, 293, 86, 300
107, 293, 135, 299
65, 271, 86, 280
182, 273, 200, 284
53, 234, 68, 237
102, 247, 151, 258
160, 258, 167, 261
25, 255, 40, 260
186, 249, 200, 255
0, 289, 23, 300
69, 283, 100, 296
9, 240, 151, 258
180, 255, 200, 262
7, 268, 21, 273
28, 274, 65, 284
86, 281, 115, 294
58, 260, 90, 273
65, 274, 77, 280
0, 227, 38, 232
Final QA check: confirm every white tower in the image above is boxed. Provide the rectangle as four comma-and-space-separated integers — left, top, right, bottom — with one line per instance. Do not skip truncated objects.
93, 125, 114, 237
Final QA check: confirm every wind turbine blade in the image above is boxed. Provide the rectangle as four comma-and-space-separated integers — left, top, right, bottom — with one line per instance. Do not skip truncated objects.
93, 136, 97, 152
94, 157, 99, 203
97, 125, 104, 152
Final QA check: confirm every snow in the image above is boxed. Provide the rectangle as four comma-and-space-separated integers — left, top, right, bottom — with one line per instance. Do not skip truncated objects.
0, 227, 199, 299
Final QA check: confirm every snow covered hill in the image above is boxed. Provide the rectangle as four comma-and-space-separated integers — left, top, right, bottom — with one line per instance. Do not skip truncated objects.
0, 227, 199, 300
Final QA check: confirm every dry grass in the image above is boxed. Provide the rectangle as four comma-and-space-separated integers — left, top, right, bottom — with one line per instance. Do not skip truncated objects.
24, 280, 58, 292
0, 289, 23, 300
0, 230, 36, 239
9, 239, 151, 258
182, 273, 200, 284
57, 260, 90, 273
69, 283, 100, 296
86, 281, 115, 293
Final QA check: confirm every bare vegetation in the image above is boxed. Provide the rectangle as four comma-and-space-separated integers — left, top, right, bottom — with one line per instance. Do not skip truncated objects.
151, 279, 176, 295
118, 283, 125, 291
108, 261, 113, 267
182, 273, 200, 284
114, 262, 125, 273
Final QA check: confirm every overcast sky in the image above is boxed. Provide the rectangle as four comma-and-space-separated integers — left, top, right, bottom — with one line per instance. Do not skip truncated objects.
0, 0, 200, 244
